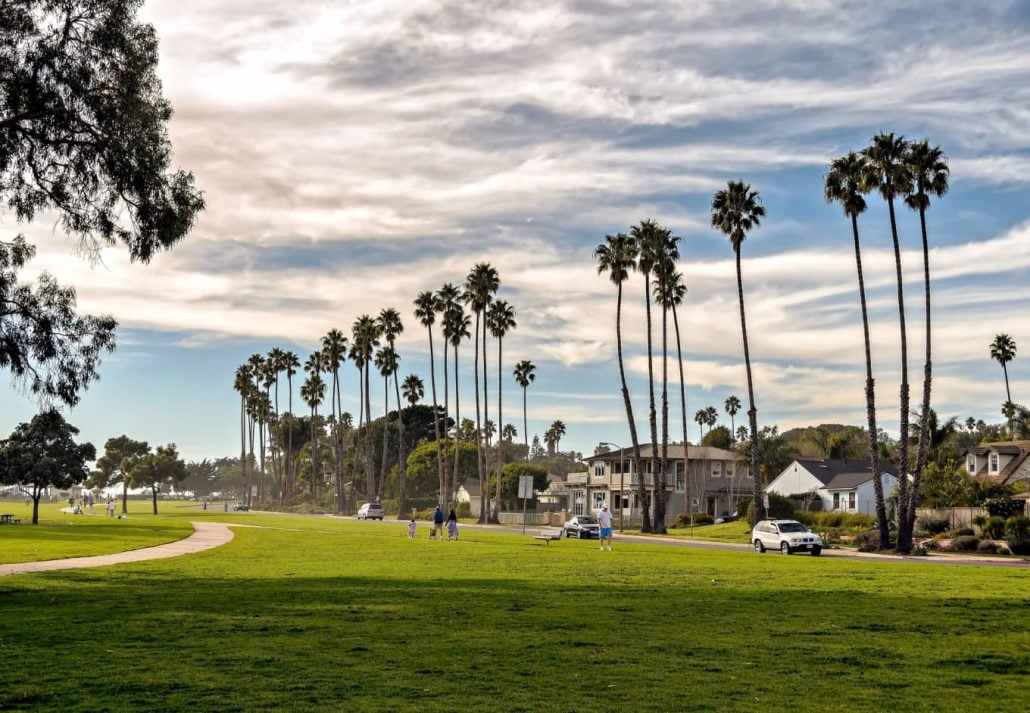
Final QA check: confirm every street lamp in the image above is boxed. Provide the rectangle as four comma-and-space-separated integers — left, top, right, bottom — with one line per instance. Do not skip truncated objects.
599, 441, 624, 532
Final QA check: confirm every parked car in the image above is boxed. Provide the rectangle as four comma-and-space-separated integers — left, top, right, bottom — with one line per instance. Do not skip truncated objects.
357, 502, 385, 521
563, 515, 600, 539
232, 502, 249, 512
752, 519, 822, 555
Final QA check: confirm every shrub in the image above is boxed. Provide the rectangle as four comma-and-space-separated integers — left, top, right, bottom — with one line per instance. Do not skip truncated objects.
920, 539, 938, 551
949, 535, 980, 552
976, 540, 999, 554
672, 512, 714, 528
456, 501, 471, 519
984, 516, 1006, 540
1005, 515, 1030, 555
982, 496, 1020, 519
853, 529, 893, 552
916, 516, 950, 535
743, 493, 794, 522
972, 514, 988, 530
948, 527, 975, 538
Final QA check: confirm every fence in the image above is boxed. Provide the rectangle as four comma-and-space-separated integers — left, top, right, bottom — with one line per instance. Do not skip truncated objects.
915, 507, 986, 529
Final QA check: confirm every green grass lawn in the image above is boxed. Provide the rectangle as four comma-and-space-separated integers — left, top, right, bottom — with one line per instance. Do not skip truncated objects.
1, 512, 1027, 712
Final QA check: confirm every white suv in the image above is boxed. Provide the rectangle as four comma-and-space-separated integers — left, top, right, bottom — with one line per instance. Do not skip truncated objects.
357, 502, 384, 521
752, 519, 822, 556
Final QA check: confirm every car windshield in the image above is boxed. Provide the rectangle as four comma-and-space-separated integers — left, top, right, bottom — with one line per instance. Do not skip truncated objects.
577, 517, 597, 524
777, 522, 808, 533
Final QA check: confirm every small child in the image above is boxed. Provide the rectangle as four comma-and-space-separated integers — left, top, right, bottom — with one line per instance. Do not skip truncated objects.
407, 518, 416, 539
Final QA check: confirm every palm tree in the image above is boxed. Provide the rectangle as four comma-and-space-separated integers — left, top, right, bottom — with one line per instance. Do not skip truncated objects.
465, 263, 500, 522
414, 290, 445, 505
549, 420, 566, 454
513, 360, 535, 463
300, 372, 326, 496
905, 139, 949, 534
233, 365, 253, 505
594, 232, 650, 532
488, 298, 516, 522
864, 132, 915, 552
724, 396, 741, 438
502, 423, 517, 444
694, 409, 708, 440
245, 353, 265, 503
649, 229, 680, 533
435, 283, 461, 500
826, 151, 889, 548
990, 334, 1017, 404
664, 269, 690, 515
704, 406, 718, 432
374, 344, 398, 503
352, 315, 380, 501
444, 303, 470, 507
711, 179, 765, 524
348, 342, 366, 502
282, 351, 300, 498
402, 374, 424, 407
379, 307, 408, 518
321, 329, 349, 513
266, 347, 285, 499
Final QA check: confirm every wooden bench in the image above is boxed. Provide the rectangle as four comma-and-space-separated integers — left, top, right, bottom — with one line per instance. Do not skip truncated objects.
533, 532, 561, 545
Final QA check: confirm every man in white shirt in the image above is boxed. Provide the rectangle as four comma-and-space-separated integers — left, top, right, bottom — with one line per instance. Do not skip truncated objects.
597, 504, 614, 551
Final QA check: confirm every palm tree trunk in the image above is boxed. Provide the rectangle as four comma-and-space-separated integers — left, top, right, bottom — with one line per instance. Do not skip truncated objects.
655, 301, 669, 533
887, 195, 912, 553
672, 302, 690, 521
617, 281, 650, 533
441, 332, 450, 504
354, 368, 364, 505
380, 375, 389, 500
428, 326, 444, 507
394, 369, 408, 519
452, 343, 461, 511
473, 312, 485, 523
364, 360, 374, 502
735, 248, 762, 525
483, 317, 495, 523
1003, 363, 1011, 404
286, 376, 294, 501
643, 270, 658, 533
910, 205, 933, 537
494, 335, 504, 520
310, 405, 317, 498
239, 394, 247, 508
522, 386, 529, 462
851, 214, 889, 549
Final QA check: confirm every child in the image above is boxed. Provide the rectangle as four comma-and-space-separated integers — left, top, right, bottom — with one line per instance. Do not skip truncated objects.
408, 517, 416, 539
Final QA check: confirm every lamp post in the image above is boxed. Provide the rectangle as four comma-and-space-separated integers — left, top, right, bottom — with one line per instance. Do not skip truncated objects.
599, 442, 624, 532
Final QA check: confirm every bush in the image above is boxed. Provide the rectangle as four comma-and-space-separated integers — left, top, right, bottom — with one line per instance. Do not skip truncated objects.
1005, 515, 1030, 555
949, 535, 980, 552
982, 496, 1021, 519
456, 501, 471, 519
972, 514, 988, 530
976, 540, 999, 554
798, 511, 876, 530
671, 512, 714, 528
984, 516, 1006, 540
948, 527, 975, 538
853, 529, 893, 552
916, 516, 950, 535
743, 493, 794, 522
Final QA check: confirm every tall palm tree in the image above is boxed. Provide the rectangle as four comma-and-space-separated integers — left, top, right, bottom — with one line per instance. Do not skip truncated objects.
402, 374, 424, 406
352, 315, 380, 501
711, 179, 765, 524
374, 344, 398, 503
488, 298, 516, 522
436, 283, 461, 500
348, 342, 366, 501
594, 232, 651, 532
905, 139, 949, 534
379, 308, 408, 518
266, 347, 286, 499
863, 132, 915, 552
502, 423, 517, 444
464, 263, 500, 522
724, 395, 741, 439
246, 353, 265, 504
444, 303, 470, 508
321, 329, 349, 513
664, 270, 690, 516
694, 409, 708, 440
282, 351, 300, 499
414, 290, 445, 504
549, 420, 566, 453
826, 151, 889, 548
300, 372, 325, 497
234, 365, 253, 505
650, 227, 680, 533
704, 406, 718, 432
990, 334, 1017, 405
513, 360, 535, 463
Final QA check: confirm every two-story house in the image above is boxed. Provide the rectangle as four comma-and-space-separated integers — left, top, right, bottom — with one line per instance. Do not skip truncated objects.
575, 443, 750, 524
962, 440, 1030, 487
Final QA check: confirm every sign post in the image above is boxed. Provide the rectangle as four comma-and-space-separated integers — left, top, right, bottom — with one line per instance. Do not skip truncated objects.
518, 475, 533, 534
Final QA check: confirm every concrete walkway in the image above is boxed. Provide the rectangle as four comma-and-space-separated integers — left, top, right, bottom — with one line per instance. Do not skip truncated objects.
0, 521, 235, 577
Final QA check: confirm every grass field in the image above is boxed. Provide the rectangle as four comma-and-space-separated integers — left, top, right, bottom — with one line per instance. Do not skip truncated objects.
1, 511, 1027, 712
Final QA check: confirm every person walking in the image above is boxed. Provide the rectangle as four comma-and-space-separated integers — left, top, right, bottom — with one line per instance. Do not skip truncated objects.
446, 509, 459, 541
106, 499, 116, 518
598, 504, 614, 551
432, 505, 445, 541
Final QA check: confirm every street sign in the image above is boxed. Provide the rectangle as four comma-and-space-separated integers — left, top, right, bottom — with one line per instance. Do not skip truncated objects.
763, 493, 770, 510
518, 475, 533, 499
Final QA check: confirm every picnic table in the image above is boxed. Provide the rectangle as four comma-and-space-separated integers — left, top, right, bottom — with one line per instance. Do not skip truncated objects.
0, 513, 19, 525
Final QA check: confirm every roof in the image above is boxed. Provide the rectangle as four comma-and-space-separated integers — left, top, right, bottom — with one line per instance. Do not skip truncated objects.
962, 440, 1030, 483
587, 443, 738, 462
460, 478, 480, 497
793, 458, 898, 487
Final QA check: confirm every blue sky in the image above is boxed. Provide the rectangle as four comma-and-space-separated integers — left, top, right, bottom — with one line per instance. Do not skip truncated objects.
2, 0, 1029, 462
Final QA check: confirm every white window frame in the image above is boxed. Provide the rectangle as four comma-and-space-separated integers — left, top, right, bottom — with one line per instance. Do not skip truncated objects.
989, 454, 999, 474
711, 461, 722, 478
593, 491, 607, 511
967, 456, 976, 474
594, 461, 605, 478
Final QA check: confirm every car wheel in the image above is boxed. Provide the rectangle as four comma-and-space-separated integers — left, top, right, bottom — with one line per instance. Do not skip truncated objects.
754, 539, 765, 553
781, 542, 791, 555
811, 546, 822, 556
576, 529, 583, 539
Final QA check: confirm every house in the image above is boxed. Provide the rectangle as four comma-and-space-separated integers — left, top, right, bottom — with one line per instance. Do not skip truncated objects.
456, 478, 481, 517
962, 440, 1030, 487
577, 443, 750, 523
766, 459, 899, 515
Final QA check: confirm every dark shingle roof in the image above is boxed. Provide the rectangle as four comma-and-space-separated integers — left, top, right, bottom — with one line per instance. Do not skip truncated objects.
795, 459, 897, 487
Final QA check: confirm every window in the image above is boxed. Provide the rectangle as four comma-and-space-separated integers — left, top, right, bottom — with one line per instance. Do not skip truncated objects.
967, 456, 976, 474
989, 454, 999, 473
675, 462, 685, 492
833, 492, 841, 510
848, 492, 856, 510
594, 461, 605, 478
593, 491, 607, 511
726, 462, 735, 478
711, 461, 722, 478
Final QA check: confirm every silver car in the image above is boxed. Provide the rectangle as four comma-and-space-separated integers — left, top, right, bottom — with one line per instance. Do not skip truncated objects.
563, 515, 600, 539
752, 519, 822, 556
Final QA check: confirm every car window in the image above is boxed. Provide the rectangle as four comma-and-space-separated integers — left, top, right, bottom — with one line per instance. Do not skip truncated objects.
578, 517, 597, 524
778, 522, 807, 533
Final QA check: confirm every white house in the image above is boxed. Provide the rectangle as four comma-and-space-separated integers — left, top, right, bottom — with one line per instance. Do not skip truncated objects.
766, 459, 899, 515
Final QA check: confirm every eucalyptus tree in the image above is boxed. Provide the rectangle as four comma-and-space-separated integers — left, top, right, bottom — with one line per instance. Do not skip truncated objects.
593, 231, 650, 532
321, 329, 349, 513
402, 374, 424, 406
282, 350, 300, 498
990, 334, 1017, 404
436, 283, 462, 496
464, 263, 500, 522
300, 372, 326, 497
374, 345, 399, 502
864, 132, 915, 552
513, 360, 536, 464
488, 299, 516, 521
905, 140, 950, 533
444, 303, 471, 506
724, 396, 741, 439
826, 151, 888, 548
378, 308, 408, 517
352, 315, 381, 501
414, 290, 444, 503
711, 180, 766, 524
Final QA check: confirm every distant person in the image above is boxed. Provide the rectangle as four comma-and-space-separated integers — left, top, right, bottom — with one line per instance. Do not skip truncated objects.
224, 501, 228, 512
446, 509, 459, 541
433, 505, 444, 540
408, 517, 416, 539
598, 504, 613, 551
203, 499, 208, 511
107, 499, 116, 518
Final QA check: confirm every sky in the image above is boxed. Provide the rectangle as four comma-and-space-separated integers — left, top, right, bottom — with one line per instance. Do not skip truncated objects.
2, 0, 1029, 463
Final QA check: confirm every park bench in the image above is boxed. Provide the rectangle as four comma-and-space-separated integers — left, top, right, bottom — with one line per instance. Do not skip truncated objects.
533, 532, 561, 545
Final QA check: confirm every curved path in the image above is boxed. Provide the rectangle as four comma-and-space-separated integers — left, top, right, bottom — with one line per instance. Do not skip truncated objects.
0, 521, 235, 577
